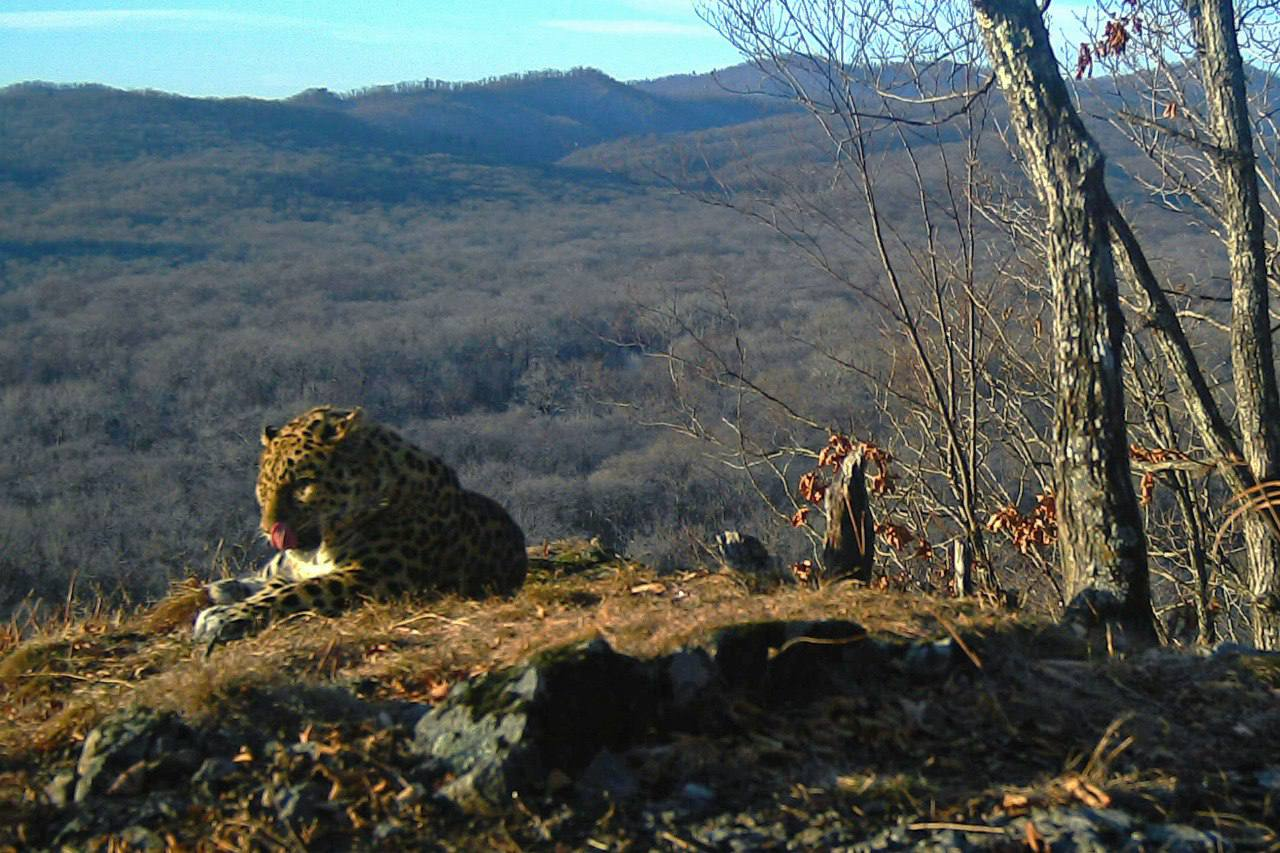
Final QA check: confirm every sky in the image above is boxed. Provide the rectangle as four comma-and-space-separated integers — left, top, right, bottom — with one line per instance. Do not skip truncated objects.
0, 1, 748, 98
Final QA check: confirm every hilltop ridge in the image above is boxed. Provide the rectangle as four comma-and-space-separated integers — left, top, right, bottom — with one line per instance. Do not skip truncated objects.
1, 543, 1276, 849
1, 66, 792, 170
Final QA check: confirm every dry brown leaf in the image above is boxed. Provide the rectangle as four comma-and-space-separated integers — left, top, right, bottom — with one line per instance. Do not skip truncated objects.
1025, 820, 1046, 852
1001, 791, 1030, 813
1063, 775, 1111, 808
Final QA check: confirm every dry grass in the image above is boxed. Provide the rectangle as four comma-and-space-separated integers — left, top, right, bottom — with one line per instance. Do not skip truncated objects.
0, 542, 1020, 762
1, 541, 1276, 849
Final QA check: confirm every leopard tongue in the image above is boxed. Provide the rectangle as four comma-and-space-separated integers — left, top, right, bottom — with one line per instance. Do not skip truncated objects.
270, 522, 299, 551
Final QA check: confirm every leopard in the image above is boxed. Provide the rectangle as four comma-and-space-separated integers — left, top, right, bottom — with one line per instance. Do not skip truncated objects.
193, 405, 527, 644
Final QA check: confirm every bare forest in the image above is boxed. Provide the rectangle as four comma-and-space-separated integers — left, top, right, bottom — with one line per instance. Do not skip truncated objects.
0, 54, 1252, 642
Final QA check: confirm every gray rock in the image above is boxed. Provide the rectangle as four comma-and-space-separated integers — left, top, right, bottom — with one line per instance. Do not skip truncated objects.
728, 830, 775, 851
74, 708, 196, 803
712, 620, 874, 702
1141, 822, 1228, 850
664, 647, 719, 715
190, 757, 238, 797
1087, 808, 1135, 835
575, 749, 639, 803
117, 825, 166, 850
1001, 808, 1226, 853
1014, 807, 1120, 852
263, 781, 327, 824
50, 791, 184, 849
1257, 766, 1280, 790
680, 782, 715, 804
411, 638, 657, 815
1211, 641, 1262, 658
894, 640, 956, 679
44, 769, 76, 808
373, 820, 403, 842
855, 818, 1001, 852
716, 530, 772, 574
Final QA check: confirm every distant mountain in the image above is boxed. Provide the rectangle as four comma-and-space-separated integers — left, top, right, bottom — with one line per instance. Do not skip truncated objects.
631, 58, 930, 106
0, 82, 429, 192
0, 68, 792, 179
631, 63, 787, 100
325, 68, 793, 162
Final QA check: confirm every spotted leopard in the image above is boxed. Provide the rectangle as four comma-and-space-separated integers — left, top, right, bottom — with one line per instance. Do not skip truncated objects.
193, 406, 527, 643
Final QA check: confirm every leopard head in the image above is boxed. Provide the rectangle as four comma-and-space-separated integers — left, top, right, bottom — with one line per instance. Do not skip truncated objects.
256, 406, 370, 550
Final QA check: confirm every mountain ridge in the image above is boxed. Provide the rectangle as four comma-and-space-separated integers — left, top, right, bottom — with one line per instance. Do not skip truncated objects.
0, 66, 793, 171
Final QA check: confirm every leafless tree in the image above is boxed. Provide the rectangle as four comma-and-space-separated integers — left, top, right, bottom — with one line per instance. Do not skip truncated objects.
690, 0, 1081, 597
694, 0, 1280, 646
971, 0, 1157, 640
1071, 0, 1280, 646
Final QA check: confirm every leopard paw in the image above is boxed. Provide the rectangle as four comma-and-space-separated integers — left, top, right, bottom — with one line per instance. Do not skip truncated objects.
207, 578, 267, 605
193, 604, 254, 644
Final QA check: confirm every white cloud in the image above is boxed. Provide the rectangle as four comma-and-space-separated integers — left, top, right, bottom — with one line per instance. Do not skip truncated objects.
0, 9, 309, 30
621, 0, 698, 14
544, 19, 711, 37
0, 9, 436, 48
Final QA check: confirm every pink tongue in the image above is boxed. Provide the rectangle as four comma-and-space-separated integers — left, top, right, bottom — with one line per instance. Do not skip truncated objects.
270, 522, 299, 551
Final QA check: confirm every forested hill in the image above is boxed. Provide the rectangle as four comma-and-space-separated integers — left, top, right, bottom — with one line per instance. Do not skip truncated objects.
318, 68, 792, 162
0, 64, 817, 617
0, 59, 1225, 621
0, 67, 790, 173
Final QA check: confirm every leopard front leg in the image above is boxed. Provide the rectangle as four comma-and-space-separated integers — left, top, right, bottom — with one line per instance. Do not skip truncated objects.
194, 565, 371, 645
205, 548, 328, 605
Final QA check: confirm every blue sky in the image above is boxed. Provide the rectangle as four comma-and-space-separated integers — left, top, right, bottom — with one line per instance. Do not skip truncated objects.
0, 1, 746, 98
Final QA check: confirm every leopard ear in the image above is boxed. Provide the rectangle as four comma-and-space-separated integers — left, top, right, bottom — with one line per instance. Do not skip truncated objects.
261, 424, 278, 447
326, 407, 364, 442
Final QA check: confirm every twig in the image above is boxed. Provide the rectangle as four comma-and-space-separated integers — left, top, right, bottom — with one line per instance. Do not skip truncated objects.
931, 612, 983, 670
312, 636, 340, 675
391, 611, 472, 630
907, 821, 1006, 834
775, 633, 866, 655
18, 672, 135, 689
658, 830, 711, 850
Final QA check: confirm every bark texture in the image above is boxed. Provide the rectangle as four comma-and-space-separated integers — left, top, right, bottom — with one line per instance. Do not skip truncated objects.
1187, 0, 1280, 648
972, 0, 1156, 642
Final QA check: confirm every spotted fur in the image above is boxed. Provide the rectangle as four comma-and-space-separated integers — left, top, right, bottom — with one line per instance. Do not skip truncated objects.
194, 406, 526, 643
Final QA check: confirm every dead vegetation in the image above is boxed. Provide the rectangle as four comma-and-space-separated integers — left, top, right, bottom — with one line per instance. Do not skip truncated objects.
1, 541, 1019, 754
1, 540, 1277, 849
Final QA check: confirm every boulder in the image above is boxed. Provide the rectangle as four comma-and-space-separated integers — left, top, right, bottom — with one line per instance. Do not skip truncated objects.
412, 638, 657, 814
73, 708, 199, 804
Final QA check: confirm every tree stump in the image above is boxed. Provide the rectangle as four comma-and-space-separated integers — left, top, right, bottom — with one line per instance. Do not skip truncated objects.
821, 450, 874, 582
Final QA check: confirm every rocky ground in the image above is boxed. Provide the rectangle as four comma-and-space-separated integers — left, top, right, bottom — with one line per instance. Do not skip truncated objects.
2, 540, 1278, 851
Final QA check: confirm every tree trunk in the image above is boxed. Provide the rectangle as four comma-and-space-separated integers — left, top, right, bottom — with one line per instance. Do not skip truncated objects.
1186, 0, 1280, 649
822, 450, 875, 582
972, 0, 1156, 644
952, 540, 975, 597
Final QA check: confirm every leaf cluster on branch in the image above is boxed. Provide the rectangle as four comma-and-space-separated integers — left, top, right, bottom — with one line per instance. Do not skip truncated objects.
794, 434, 895, 516
1076, 0, 1143, 78
986, 490, 1058, 556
